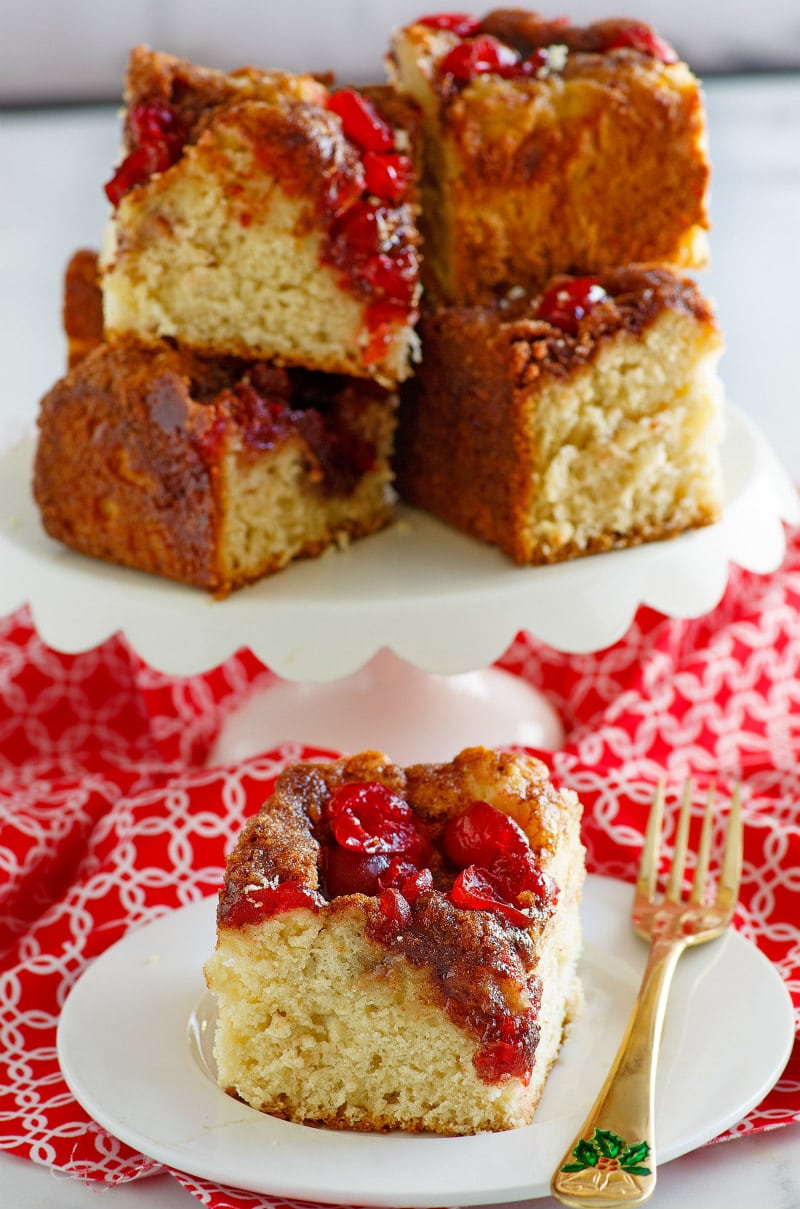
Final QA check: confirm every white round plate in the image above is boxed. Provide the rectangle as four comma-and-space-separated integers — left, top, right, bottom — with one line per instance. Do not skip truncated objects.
56, 875, 794, 1208
1, 406, 797, 679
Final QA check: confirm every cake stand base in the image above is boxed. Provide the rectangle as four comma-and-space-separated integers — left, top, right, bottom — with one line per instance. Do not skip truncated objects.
208, 648, 564, 766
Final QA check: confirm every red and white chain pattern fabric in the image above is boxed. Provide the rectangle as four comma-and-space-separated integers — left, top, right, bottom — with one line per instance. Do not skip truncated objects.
1, 525, 799, 1209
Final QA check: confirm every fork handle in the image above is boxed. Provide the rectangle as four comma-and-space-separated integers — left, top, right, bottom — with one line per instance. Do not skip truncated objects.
551, 935, 688, 1207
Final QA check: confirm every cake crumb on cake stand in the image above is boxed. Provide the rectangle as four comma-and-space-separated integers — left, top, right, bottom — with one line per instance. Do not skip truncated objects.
0, 403, 796, 763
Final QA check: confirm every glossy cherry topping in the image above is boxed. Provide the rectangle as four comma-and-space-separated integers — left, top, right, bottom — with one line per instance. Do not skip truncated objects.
443, 799, 529, 866
362, 151, 415, 204
428, 11, 679, 85
323, 846, 391, 897
599, 19, 678, 64
325, 781, 424, 855
361, 300, 409, 365
327, 200, 390, 262
318, 789, 557, 927
318, 788, 555, 936
360, 249, 417, 305
104, 99, 188, 207
417, 12, 482, 36
439, 33, 520, 80
473, 1008, 539, 1082
322, 165, 366, 218
490, 848, 555, 907
321, 86, 418, 362
129, 99, 183, 145
223, 881, 321, 927
327, 89, 395, 153
444, 800, 556, 927
325, 199, 419, 316
535, 276, 608, 334
451, 865, 531, 927
376, 886, 413, 932
379, 857, 433, 902
318, 785, 432, 899
323, 191, 417, 363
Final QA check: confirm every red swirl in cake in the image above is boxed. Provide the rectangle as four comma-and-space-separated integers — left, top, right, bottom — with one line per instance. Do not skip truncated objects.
101, 48, 422, 387
34, 337, 397, 594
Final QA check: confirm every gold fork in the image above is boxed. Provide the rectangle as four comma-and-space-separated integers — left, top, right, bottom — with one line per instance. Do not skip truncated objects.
551, 779, 743, 1208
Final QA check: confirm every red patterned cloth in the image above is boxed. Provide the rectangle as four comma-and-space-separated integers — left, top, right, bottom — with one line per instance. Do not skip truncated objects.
1, 525, 799, 1209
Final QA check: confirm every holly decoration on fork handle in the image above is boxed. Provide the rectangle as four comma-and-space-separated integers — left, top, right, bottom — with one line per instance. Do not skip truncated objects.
559, 1128, 652, 1196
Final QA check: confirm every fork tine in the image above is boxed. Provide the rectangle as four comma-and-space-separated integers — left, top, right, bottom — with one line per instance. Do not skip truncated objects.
666, 779, 693, 901
636, 778, 666, 900
690, 780, 716, 904
716, 782, 743, 913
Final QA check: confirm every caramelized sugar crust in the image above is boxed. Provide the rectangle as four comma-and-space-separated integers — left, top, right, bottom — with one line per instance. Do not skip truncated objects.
217, 747, 580, 1055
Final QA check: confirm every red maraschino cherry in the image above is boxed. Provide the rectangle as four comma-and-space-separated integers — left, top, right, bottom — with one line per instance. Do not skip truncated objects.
224, 881, 320, 926
417, 13, 482, 36
535, 277, 608, 334
328, 89, 394, 153
439, 34, 521, 80
601, 20, 678, 64
104, 99, 187, 207
326, 781, 423, 855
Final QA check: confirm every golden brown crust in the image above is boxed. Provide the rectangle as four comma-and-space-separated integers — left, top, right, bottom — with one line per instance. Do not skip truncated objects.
492, 267, 715, 378
63, 250, 104, 368
403, 746, 571, 856
219, 746, 571, 913
391, 16, 709, 302
122, 44, 328, 149
34, 342, 224, 588
33, 342, 396, 593
394, 268, 722, 563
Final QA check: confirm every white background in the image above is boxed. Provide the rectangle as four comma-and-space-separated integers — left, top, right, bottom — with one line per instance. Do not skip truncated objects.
1, 0, 800, 102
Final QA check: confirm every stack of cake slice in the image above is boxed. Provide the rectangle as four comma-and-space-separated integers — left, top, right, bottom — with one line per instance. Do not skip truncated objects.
33, 10, 726, 589
389, 10, 724, 565
34, 47, 423, 594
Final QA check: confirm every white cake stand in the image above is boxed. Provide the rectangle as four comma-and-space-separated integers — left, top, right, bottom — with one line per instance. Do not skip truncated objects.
0, 404, 796, 763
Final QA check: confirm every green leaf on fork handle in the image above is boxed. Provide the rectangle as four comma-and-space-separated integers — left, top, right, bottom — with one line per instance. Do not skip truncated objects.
560, 1128, 653, 1176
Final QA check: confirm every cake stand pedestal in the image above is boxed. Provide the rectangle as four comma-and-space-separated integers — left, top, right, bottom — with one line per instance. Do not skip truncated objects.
0, 405, 797, 763
207, 648, 564, 765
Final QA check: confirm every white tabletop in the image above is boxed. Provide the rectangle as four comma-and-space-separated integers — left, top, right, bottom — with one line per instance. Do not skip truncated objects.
1, 73, 799, 1208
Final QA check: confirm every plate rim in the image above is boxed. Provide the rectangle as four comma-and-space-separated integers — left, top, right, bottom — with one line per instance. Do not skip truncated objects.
55, 875, 795, 1207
